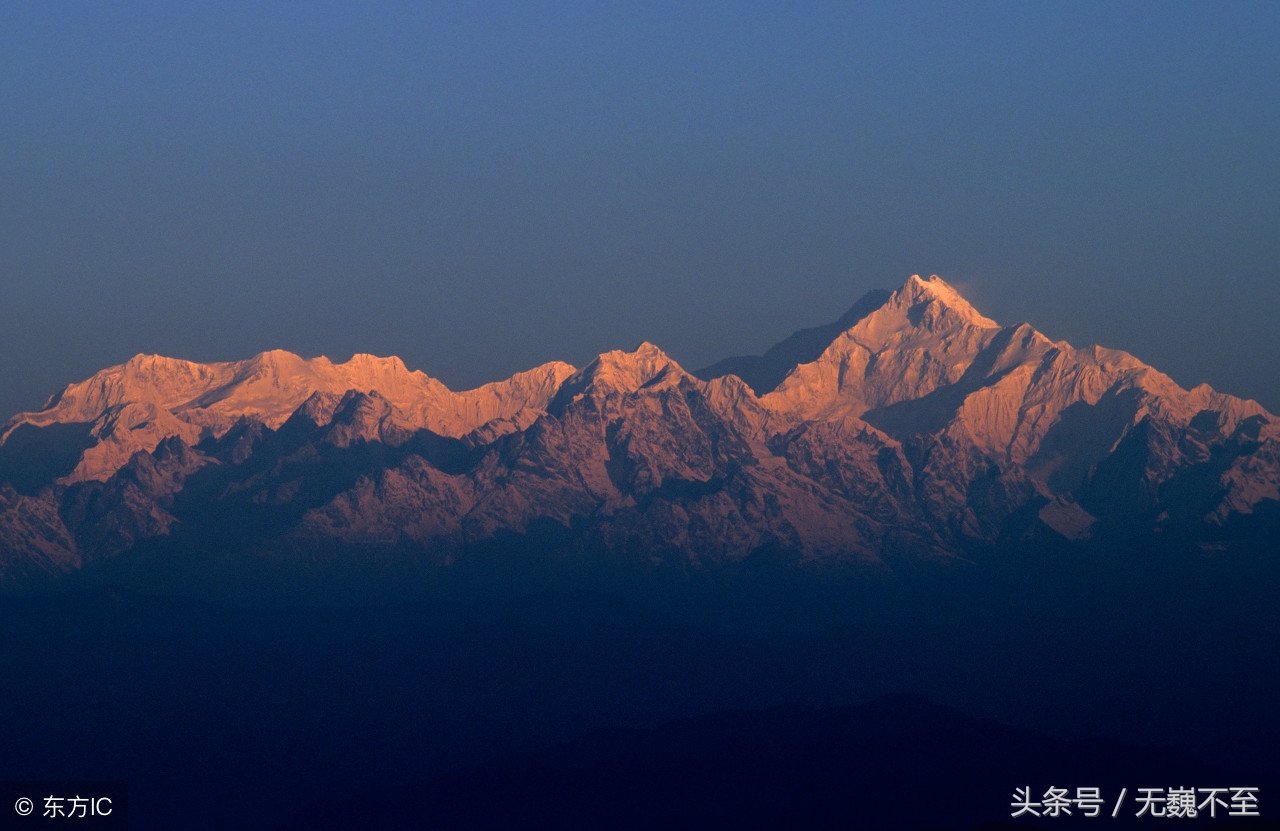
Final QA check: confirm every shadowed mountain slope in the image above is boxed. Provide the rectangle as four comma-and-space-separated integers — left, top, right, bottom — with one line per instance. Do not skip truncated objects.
692, 288, 892, 395
279, 694, 1245, 831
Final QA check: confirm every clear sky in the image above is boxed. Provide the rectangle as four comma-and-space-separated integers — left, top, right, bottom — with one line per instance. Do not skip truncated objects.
3, 1, 1278, 419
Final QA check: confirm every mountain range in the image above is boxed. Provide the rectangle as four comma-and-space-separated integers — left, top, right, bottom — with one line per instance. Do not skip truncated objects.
2, 274, 1277, 585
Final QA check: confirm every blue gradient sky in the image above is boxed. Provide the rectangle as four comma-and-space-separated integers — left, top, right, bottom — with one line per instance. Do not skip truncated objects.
3, 2, 1278, 418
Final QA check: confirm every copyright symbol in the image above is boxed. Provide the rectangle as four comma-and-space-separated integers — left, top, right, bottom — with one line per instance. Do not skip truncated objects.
14, 797, 33, 816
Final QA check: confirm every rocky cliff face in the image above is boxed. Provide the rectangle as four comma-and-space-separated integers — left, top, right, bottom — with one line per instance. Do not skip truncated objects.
1, 275, 1276, 583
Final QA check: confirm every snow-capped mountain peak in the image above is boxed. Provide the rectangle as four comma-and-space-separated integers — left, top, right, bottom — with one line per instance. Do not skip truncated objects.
549, 342, 692, 412
0, 350, 572, 483
1, 274, 1276, 583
